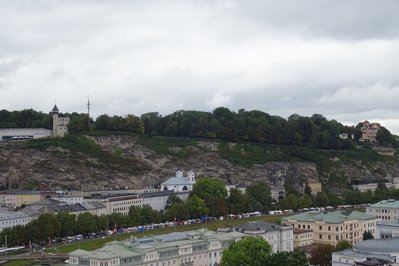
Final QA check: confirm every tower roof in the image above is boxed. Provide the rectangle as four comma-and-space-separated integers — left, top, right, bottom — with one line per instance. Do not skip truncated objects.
51, 104, 59, 113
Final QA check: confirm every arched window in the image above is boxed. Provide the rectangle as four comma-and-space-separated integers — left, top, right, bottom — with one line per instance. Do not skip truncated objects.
182, 186, 188, 191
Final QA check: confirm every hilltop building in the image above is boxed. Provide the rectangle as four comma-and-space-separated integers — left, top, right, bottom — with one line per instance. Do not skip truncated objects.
360, 120, 380, 143
0, 104, 70, 141
160, 170, 196, 192
68, 229, 244, 266
51, 104, 70, 137
282, 210, 380, 246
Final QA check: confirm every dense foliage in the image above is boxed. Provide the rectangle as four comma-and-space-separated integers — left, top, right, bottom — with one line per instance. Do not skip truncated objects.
0, 109, 52, 129
310, 244, 335, 266
220, 236, 308, 266
3, 108, 397, 148
140, 108, 397, 148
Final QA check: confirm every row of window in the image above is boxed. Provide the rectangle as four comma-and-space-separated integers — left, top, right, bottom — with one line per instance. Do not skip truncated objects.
318, 231, 361, 241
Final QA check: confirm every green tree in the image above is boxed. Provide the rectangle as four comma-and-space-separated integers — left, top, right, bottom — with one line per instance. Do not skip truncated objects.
37, 213, 61, 240
129, 206, 143, 226
96, 215, 110, 231
185, 195, 208, 218
165, 202, 188, 221
56, 212, 77, 237
268, 250, 309, 266
280, 194, 298, 210
226, 188, 247, 214
191, 177, 227, 216
310, 244, 335, 266
314, 192, 329, 207
220, 236, 272, 266
336, 240, 352, 251
245, 181, 272, 212
165, 194, 183, 209
77, 212, 97, 235
363, 230, 374, 240
140, 205, 160, 224
298, 194, 313, 209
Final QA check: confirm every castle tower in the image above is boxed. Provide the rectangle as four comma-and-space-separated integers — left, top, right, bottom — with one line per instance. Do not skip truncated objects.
51, 104, 70, 137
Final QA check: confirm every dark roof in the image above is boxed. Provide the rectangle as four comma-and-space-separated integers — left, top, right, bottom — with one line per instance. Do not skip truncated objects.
51, 105, 59, 113
235, 221, 285, 233
140, 191, 190, 198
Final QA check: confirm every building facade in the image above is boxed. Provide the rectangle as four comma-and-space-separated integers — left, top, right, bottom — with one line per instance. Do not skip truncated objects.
293, 228, 313, 248
68, 229, 244, 266
0, 211, 32, 232
332, 238, 399, 266
0, 190, 44, 207
160, 171, 196, 192
140, 191, 190, 211
283, 211, 380, 246
234, 221, 293, 253
0, 128, 52, 141
51, 105, 70, 137
375, 222, 399, 239
360, 120, 380, 142
366, 199, 399, 223
86, 194, 143, 215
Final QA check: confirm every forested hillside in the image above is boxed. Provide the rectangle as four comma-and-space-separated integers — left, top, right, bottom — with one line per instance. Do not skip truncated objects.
1, 107, 397, 149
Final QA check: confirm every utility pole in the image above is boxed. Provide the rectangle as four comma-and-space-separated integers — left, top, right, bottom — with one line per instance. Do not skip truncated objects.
87, 95, 91, 127
5, 235, 7, 256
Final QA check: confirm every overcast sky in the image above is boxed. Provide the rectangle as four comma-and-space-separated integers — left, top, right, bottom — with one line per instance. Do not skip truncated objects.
1, 0, 399, 133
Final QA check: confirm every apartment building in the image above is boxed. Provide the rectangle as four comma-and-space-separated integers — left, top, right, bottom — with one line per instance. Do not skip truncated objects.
86, 193, 143, 215
0, 211, 32, 232
293, 228, 313, 248
366, 199, 399, 223
360, 120, 380, 142
234, 221, 293, 253
68, 229, 244, 266
282, 210, 380, 246
0, 190, 44, 207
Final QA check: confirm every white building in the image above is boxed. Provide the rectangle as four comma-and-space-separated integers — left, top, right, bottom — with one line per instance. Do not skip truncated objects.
376, 222, 399, 239
271, 187, 286, 201
234, 221, 294, 253
332, 238, 399, 266
160, 170, 196, 192
85, 193, 143, 215
0, 211, 32, 232
0, 128, 52, 141
140, 191, 189, 211
366, 199, 399, 223
68, 229, 244, 266
52, 193, 84, 205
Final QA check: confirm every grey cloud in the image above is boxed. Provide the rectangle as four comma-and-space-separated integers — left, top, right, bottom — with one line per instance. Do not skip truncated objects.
234, 0, 399, 40
0, 1, 399, 133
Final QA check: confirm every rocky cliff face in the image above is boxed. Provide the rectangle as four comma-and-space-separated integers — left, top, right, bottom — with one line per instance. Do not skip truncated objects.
0, 135, 397, 192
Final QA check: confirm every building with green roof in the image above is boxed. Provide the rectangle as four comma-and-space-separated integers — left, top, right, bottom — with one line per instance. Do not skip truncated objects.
282, 210, 380, 246
366, 199, 399, 223
68, 229, 245, 266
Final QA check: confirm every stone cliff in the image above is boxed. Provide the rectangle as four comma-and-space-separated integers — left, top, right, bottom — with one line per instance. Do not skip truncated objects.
0, 135, 397, 192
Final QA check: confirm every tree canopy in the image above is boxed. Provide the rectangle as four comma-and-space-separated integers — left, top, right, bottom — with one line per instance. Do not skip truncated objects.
221, 236, 308, 266
220, 236, 272, 266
